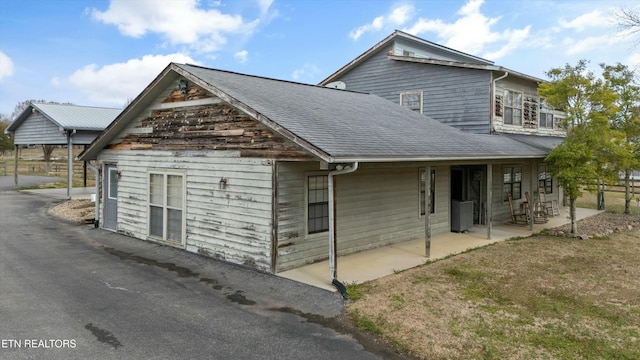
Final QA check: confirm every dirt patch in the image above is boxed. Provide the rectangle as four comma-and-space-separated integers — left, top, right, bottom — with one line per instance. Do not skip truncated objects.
48, 198, 95, 224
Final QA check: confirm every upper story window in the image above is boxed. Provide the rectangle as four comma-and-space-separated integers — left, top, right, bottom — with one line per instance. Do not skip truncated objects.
539, 100, 554, 129
400, 90, 423, 114
504, 90, 522, 126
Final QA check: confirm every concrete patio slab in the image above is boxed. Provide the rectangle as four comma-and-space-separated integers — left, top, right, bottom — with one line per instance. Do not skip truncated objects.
278, 207, 602, 292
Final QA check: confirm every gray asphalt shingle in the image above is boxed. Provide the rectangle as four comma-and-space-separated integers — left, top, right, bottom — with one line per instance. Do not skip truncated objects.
177, 63, 549, 161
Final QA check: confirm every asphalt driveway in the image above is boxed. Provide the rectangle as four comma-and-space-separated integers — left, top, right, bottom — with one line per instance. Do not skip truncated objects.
0, 189, 409, 359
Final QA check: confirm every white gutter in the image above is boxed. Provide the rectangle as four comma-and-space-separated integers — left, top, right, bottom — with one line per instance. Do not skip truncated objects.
491, 71, 509, 133
328, 162, 359, 282
86, 161, 100, 228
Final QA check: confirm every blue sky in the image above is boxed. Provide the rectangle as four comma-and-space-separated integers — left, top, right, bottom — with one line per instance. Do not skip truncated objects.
0, 0, 638, 117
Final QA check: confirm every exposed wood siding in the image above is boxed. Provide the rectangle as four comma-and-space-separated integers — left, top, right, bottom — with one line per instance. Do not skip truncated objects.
276, 162, 450, 271
12, 112, 68, 144
334, 45, 492, 134
108, 83, 312, 160
97, 149, 274, 272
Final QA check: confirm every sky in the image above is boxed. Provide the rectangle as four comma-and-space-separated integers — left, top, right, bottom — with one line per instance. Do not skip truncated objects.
0, 0, 638, 117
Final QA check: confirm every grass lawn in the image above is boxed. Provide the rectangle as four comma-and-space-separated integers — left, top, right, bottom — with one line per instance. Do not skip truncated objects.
347, 226, 640, 359
348, 189, 640, 360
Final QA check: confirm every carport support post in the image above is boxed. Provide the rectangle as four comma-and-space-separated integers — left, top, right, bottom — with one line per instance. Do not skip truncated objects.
67, 131, 73, 199
486, 164, 492, 239
14, 145, 18, 189
424, 165, 431, 257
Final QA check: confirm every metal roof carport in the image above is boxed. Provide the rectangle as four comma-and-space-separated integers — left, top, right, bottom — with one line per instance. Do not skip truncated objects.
5, 102, 120, 198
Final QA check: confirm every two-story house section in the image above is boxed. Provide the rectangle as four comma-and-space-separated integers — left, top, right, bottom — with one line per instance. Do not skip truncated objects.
320, 30, 567, 225
320, 30, 566, 138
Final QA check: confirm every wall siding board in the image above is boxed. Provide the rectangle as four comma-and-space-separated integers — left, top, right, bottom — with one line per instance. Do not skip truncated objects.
276, 162, 450, 271
98, 148, 274, 272
13, 112, 69, 144
335, 46, 492, 134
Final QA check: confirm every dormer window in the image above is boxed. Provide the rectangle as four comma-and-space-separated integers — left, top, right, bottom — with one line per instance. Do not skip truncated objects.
400, 90, 423, 113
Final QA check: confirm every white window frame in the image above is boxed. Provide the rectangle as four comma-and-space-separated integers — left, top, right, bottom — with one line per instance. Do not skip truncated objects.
108, 167, 118, 200
306, 173, 329, 235
147, 169, 186, 246
503, 89, 523, 126
400, 90, 423, 114
539, 100, 554, 129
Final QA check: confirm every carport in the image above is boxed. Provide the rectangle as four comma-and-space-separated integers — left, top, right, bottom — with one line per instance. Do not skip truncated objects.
4, 102, 120, 198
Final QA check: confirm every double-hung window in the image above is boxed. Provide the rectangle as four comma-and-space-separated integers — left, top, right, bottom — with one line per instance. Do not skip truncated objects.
149, 171, 184, 245
419, 169, 435, 215
307, 175, 329, 234
539, 100, 554, 129
400, 90, 423, 113
503, 166, 522, 201
538, 164, 553, 194
504, 90, 522, 125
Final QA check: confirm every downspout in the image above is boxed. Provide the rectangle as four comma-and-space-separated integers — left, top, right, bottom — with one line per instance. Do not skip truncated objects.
491, 71, 509, 133
329, 162, 359, 299
87, 161, 100, 228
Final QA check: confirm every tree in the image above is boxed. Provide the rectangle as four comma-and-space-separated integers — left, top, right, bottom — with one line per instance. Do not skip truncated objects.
601, 63, 640, 214
0, 114, 14, 156
539, 60, 617, 234
616, 7, 640, 40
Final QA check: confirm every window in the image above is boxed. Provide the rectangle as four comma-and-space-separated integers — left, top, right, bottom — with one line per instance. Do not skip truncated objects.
307, 175, 329, 234
420, 169, 436, 215
539, 101, 554, 129
108, 167, 118, 199
538, 164, 553, 194
503, 166, 522, 201
400, 91, 423, 113
149, 172, 184, 244
504, 90, 522, 125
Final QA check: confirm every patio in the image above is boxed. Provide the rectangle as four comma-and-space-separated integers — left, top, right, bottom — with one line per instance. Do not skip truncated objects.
278, 207, 602, 292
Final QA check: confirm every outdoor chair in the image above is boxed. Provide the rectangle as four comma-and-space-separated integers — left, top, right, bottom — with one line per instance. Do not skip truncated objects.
526, 191, 548, 224
538, 188, 559, 216
507, 193, 528, 225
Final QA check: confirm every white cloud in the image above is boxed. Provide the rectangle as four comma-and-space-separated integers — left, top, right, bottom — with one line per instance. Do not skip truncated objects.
91, 0, 265, 53
563, 34, 620, 56
292, 63, 320, 82
62, 53, 197, 106
559, 9, 610, 32
234, 50, 248, 64
349, 3, 414, 40
404, 0, 529, 60
0, 51, 14, 80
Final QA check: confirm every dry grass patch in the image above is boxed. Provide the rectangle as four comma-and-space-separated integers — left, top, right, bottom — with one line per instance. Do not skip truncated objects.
347, 228, 640, 360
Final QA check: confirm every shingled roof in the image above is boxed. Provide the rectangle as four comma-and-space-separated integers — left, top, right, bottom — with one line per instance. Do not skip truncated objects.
81, 63, 550, 162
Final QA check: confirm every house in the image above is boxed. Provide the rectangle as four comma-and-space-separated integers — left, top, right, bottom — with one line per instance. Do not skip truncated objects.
319, 30, 566, 225
5, 102, 121, 197
79, 63, 553, 282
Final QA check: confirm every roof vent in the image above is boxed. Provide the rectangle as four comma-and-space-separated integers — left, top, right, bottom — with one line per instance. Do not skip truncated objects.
324, 81, 346, 90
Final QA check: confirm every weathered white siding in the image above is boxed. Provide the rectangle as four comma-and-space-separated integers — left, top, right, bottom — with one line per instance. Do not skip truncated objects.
276, 162, 450, 271
98, 149, 274, 272
493, 77, 566, 137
